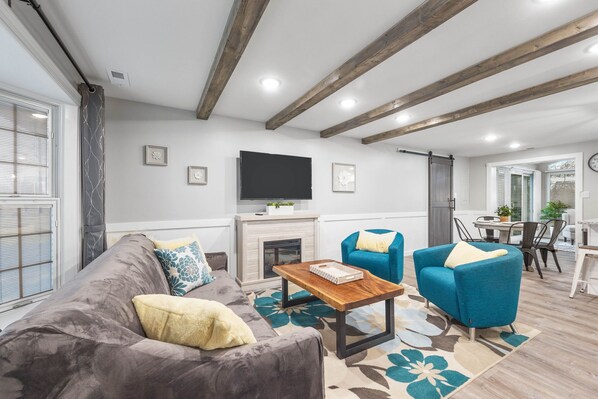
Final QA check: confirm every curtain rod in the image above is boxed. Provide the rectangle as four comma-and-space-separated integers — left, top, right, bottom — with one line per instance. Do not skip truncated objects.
397, 148, 454, 160
21, 0, 95, 93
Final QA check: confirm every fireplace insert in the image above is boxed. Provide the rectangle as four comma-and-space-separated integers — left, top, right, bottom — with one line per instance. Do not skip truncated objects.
263, 239, 302, 279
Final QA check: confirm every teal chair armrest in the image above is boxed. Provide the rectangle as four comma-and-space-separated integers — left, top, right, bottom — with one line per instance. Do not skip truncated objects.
341, 232, 359, 263
453, 248, 522, 328
413, 244, 455, 284
388, 233, 404, 283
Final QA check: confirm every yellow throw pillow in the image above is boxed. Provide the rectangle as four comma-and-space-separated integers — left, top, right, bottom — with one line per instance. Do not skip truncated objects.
153, 234, 211, 271
132, 294, 257, 350
355, 230, 396, 253
444, 241, 508, 268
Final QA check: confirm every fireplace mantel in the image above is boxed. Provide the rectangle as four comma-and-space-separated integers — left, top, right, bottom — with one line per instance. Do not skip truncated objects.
235, 212, 319, 291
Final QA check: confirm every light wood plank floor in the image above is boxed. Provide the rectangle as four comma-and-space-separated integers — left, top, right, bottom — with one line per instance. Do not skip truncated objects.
402, 251, 598, 399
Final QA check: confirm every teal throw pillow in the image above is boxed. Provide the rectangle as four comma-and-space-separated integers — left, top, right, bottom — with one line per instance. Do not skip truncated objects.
154, 241, 214, 296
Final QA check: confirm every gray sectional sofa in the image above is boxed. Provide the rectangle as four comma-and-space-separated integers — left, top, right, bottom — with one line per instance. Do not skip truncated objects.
0, 234, 324, 398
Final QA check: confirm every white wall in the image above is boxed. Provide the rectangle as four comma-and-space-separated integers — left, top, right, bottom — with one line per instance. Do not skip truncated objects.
105, 97, 471, 222
104, 97, 475, 276
469, 140, 598, 220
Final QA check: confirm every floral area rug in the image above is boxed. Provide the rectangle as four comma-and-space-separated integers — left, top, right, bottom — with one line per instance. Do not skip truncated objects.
252, 284, 539, 399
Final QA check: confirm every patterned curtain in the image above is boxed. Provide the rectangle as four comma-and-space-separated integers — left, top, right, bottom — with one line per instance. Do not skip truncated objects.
79, 84, 106, 267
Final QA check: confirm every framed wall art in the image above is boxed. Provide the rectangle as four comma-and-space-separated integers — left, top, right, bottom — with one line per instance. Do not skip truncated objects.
188, 166, 208, 185
144, 145, 168, 166
332, 163, 356, 192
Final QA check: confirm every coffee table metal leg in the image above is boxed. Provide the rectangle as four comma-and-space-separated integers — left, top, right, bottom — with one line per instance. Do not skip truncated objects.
280, 278, 319, 308
336, 299, 395, 359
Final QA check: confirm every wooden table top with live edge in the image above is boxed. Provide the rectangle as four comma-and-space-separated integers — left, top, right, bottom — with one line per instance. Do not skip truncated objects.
273, 259, 404, 359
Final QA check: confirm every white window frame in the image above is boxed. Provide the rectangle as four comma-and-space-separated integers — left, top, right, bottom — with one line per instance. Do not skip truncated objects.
0, 91, 60, 312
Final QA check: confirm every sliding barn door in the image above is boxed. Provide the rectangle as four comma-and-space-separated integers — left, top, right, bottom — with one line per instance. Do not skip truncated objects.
429, 155, 454, 247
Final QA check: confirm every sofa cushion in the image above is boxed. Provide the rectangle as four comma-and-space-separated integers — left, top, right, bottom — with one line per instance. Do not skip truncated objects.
155, 242, 214, 296
153, 234, 212, 271
132, 294, 257, 350
184, 270, 278, 341
347, 250, 391, 281
444, 241, 507, 268
356, 230, 396, 253
419, 267, 460, 320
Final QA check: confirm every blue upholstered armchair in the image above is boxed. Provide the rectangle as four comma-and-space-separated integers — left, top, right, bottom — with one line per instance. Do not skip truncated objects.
413, 242, 522, 341
341, 229, 404, 284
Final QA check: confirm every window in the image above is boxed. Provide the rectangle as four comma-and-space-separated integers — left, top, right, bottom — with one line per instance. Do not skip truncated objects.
548, 172, 575, 208
0, 94, 57, 310
0, 99, 50, 195
547, 159, 575, 171
0, 203, 56, 304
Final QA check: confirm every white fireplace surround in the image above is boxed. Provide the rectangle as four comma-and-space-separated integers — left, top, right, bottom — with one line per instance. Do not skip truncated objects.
236, 213, 319, 291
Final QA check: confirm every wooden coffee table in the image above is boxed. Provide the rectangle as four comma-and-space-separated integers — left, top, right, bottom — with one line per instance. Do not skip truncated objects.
273, 259, 404, 359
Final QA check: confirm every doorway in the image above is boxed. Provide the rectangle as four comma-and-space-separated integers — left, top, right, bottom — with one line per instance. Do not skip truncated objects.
496, 167, 534, 222
486, 153, 583, 250
429, 155, 454, 247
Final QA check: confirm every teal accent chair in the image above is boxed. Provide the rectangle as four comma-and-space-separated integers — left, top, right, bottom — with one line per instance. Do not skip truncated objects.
413, 242, 522, 341
341, 229, 404, 284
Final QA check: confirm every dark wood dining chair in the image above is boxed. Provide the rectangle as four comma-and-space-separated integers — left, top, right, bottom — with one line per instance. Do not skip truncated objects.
537, 219, 566, 273
507, 222, 547, 279
454, 217, 484, 242
476, 216, 500, 243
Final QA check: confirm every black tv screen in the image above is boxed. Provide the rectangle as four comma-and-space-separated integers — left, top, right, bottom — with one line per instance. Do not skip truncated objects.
240, 151, 312, 200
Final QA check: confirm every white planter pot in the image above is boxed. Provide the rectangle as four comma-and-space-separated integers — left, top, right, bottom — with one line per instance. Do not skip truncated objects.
266, 205, 294, 216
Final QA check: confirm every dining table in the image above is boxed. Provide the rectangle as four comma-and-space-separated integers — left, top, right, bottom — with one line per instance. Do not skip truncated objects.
472, 220, 521, 243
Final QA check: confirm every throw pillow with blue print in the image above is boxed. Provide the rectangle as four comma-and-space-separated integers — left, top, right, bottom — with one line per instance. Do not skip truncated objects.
155, 241, 214, 296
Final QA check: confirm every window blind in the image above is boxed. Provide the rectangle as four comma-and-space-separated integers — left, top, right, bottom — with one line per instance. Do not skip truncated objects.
0, 204, 54, 305
496, 168, 506, 206
0, 99, 49, 196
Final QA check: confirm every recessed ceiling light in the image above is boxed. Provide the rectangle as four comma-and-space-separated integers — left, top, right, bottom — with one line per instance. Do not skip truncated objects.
339, 98, 357, 109
395, 114, 411, 123
259, 77, 281, 91
484, 134, 498, 142
31, 113, 48, 119
587, 42, 598, 54
509, 142, 521, 149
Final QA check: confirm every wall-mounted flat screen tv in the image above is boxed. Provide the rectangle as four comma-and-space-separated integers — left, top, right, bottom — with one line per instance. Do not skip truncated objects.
240, 151, 312, 200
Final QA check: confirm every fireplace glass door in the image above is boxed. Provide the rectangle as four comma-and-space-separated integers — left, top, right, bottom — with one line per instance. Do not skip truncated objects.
263, 239, 301, 279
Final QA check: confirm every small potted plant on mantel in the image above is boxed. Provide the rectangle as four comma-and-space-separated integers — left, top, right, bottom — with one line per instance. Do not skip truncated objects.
496, 204, 512, 222
266, 201, 295, 216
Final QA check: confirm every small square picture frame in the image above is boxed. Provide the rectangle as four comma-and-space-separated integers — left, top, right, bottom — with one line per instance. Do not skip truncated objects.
144, 145, 168, 166
332, 162, 356, 192
188, 166, 208, 185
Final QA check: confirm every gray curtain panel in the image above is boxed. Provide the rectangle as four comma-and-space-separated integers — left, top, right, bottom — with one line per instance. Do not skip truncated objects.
80, 84, 106, 267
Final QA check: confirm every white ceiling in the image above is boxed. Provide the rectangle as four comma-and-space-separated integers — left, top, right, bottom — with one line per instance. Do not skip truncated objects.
39, 0, 598, 156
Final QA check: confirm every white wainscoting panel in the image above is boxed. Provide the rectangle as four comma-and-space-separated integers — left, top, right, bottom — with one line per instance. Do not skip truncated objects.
318, 212, 428, 260
105, 210, 490, 280
106, 218, 236, 277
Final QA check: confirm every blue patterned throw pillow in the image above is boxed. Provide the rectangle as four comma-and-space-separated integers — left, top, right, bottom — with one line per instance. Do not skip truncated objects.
154, 241, 214, 296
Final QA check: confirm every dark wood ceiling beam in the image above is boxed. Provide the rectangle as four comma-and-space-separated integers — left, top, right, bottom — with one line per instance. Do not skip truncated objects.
322, 10, 598, 138
361, 66, 598, 144
196, 0, 269, 120
265, 0, 478, 130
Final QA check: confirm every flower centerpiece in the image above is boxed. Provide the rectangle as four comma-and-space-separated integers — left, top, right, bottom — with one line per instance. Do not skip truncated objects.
496, 204, 512, 222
